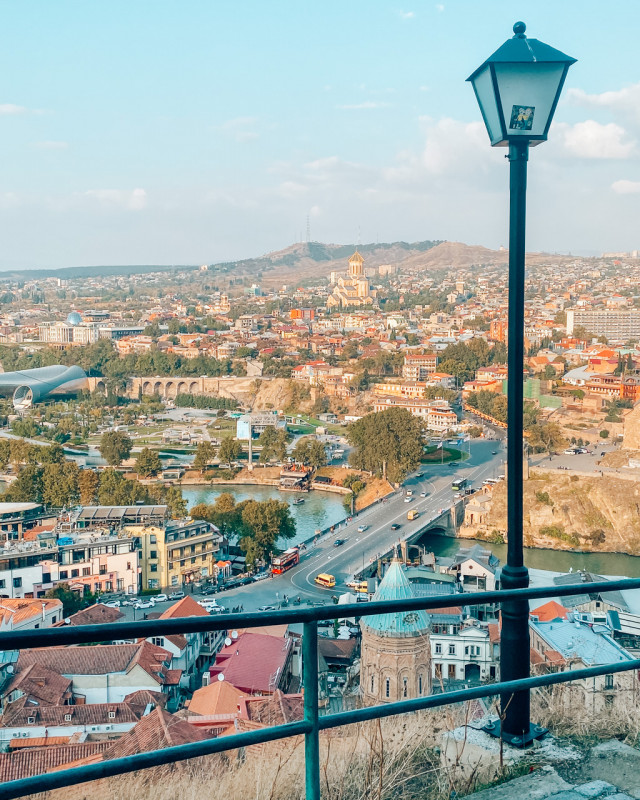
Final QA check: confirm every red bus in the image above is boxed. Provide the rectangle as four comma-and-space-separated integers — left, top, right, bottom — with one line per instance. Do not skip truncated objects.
271, 547, 300, 574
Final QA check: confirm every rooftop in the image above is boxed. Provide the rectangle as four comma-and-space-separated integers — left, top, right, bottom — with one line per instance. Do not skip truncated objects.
362, 559, 429, 638
530, 618, 633, 666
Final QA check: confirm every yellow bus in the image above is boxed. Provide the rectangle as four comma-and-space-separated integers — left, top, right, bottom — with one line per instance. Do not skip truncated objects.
314, 573, 336, 588
350, 580, 369, 594
407, 509, 419, 520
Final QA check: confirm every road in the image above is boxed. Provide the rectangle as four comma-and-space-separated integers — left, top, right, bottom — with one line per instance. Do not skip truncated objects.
109, 439, 505, 620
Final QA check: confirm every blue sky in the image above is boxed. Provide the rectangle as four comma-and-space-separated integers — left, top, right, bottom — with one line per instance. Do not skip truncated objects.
1, 0, 640, 268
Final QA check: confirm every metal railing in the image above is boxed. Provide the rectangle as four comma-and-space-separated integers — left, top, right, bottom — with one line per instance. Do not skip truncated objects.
0, 577, 639, 800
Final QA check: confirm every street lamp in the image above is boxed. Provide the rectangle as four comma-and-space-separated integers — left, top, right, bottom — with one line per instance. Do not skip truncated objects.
467, 22, 576, 747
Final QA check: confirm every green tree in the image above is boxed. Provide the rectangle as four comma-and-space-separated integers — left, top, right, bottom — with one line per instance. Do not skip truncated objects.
41, 461, 80, 508
78, 469, 99, 505
239, 499, 296, 567
218, 437, 242, 464
599, 429, 609, 439
45, 583, 97, 616
347, 407, 424, 482
257, 427, 288, 464
527, 421, 566, 455
193, 441, 217, 471
99, 431, 133, 466
292, 437, 327, 468
4, 465, 43, 502
135, 447, 162, 477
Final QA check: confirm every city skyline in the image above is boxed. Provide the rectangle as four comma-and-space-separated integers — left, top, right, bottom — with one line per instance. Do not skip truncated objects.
1, 0, 640, 268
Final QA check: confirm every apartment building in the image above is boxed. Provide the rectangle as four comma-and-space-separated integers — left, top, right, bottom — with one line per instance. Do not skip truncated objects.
127, 519, 224, 591
402, 353, 438, 380
567, 308, 640, 341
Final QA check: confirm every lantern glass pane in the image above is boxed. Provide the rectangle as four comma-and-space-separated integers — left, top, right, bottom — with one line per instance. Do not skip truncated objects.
471, 65, 504, 145
494, 62, 564, 139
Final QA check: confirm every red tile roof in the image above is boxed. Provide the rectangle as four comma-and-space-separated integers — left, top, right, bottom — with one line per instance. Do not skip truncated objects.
61, 603, 124, 626
239, 690, 303, 727
104, 707, 211, 759
1, 700, 146, 728
188, 680, 249, 717
0, 743, 111, 782
0, 598, 62, 628
4, 664, 72, 708
530, 601, 569, 622
209, 632, 292, 694
9, 737, 71, 749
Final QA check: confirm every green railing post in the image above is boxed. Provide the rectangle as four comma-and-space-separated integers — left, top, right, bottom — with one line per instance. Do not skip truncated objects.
303, 620, 321, 800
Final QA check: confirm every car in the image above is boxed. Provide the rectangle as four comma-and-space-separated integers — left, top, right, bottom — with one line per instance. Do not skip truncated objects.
168, 591, 185, 600
121, 598, 137, 606
420, 491, 427, 497
134, 600, 155, 610
202, 586, 218, 595
356, 594, 369, 602
258, 605, 278, 612
405, 490, 413, 497
491, 451, 497, 455
333, 538, 346, 547
103, 600, 120, 608
390, 523, 401, 530
357, 525, 369, 533
578, 448, 590, 454
404, 497, 413, 503
153, 594, 169, 603
563, 448, 578, 455
454, 493, 463, 500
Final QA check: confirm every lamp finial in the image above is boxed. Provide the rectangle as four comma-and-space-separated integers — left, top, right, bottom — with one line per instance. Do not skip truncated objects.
513, 21, 526, 38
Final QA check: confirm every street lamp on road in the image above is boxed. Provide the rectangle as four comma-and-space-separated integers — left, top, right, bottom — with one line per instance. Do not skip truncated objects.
467, 22, 575, 747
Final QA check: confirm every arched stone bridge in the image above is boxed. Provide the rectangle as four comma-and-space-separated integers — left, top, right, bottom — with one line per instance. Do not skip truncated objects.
87, 375, 259, 402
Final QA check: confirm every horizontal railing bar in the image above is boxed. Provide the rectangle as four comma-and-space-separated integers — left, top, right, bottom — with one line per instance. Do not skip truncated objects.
1, 654, 638, 800
0, 719, 312, 800
318, 656, 640, 730
2, 577, 639, 651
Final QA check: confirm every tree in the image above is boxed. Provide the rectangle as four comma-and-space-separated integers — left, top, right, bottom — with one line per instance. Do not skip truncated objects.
239, 499, 296, 567
191, 493, 240, 537
543, 364, 556, 380
135, 448, 162, 477
599, 429, 609, 439
527, 421, 566, 455
4, 465, 43, 503
218, 437, 242, 464
78, 469, 99, 505
193, 441, 217, 471
41, 461, 80, 508
45, 583, 96, 616
347, 407, 425, 483
99, 431, 132, 466
292, 437, 327, 468
257, 427, 288, 464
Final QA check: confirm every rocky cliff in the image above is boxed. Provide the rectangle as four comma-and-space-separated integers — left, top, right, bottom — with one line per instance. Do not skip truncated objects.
461, 471, 640, 555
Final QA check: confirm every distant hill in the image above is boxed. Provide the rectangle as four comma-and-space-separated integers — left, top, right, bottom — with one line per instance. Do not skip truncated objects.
0, 263, 199, 282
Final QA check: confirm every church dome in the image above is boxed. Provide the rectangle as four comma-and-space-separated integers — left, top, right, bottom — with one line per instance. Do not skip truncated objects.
361, 559, 429, 637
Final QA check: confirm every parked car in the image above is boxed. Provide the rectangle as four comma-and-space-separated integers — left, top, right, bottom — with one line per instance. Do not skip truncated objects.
563, 448, 578, 455
103, 600, 120, 608
258, 605, 278, 612
202, 586, 218, 595
168, 591, 185, 600
357, 524, 369, 533
134, 600, 155, 610
153, 594, 168, 603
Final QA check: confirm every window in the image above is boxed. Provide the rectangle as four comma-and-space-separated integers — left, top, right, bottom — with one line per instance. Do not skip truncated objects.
605, 674, 614, 690
418, 674, 423, 696
171, 576, 178, 586
27, 716, 35, 724
71, 569, 79, 578
108, 711, 116, 720
0, 580, 5, 589
64, 714, 72, 722
385, 678, 390, 698
448, 664, 456, 680
59, 571, 68, 580
371, 674, 375, 693
435, 664, 442, 678
150, 564, 158, 572
448, 644, 456, 656
13, 577, 22, 588
42, 573, 51, 583
150, 535, 157, 544
105, 581, 112, 592
435, 643, 442, 655
127, 562, 132, 571
605, 694, 614, 708
152, 637, 164, 647
150, 551, 157, 560
99, 566, 107, 575
402, 677, 408, 698
117, 579, 123, 591
82, 567, 91, 576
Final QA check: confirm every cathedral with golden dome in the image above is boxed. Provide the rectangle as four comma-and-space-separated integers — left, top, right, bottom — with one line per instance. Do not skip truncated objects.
326, 250, 377, 308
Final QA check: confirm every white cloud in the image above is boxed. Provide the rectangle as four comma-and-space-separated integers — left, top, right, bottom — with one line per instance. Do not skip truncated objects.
568, 83, 640, 128
560, 120, 636, 159
435, 3, 445, 11
0, 104, 28, 115
612, 180, 640, 194
337, 101, 390, 110
399, 10, 415, 19
33, 141, 68, 150
85, 188, 147, 211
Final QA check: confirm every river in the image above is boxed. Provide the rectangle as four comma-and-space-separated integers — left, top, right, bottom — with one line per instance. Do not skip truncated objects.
181, 485, 347, 548
423, 533, 640, 578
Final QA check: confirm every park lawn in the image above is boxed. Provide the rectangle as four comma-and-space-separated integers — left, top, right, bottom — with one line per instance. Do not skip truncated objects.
422, 446, 468, 463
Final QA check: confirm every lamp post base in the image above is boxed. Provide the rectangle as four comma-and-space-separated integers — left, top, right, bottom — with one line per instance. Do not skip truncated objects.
482, 718, 548, 748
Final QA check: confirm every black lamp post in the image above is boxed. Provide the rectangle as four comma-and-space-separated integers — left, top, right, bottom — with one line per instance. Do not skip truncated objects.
467, 22, 576, 746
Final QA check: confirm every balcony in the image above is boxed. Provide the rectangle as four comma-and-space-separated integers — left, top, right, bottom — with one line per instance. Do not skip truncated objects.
0, 577, 639, 800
